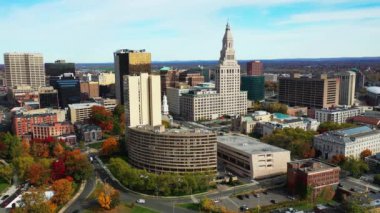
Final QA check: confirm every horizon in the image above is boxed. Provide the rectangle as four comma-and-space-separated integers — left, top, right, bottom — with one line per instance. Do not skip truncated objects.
1, 0, 380, 62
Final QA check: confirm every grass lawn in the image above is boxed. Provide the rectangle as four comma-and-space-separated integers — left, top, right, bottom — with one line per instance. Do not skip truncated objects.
0, 178, 10, 193
131, 205, 158, 213
177, 203, 200, 211
88, 142, 103, 149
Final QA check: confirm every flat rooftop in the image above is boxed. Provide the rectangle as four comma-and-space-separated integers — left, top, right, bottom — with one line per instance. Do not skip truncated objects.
288, 158, 339, 173
334, 126, 373, 137
217, 135, 289, 155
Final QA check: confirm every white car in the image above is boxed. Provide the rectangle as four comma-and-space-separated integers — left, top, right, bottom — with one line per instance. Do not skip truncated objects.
136, 199, 146, 204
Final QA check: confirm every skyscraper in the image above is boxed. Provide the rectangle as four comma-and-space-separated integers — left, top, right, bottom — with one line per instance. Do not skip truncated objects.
38, 86, 59, 108
180, 23, 247, 121
241, 75, 265, 101
124, 73, 161, 127
4, 53, 45, 88
114, 49, 151, 104
337, 71, 356, 106
247, 61, 263, 76
51, 73, 81, 108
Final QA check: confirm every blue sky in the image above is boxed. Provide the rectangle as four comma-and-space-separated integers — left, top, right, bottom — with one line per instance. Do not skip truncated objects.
0, 0, 380, 62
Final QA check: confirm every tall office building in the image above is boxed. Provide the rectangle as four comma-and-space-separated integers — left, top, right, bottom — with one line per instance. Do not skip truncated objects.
180, 23, 247, 121
38, 86, 59, 108
4, 53, 45, 88
45, 60, 75, 76
337, 71, 356, 106
51, 73, 81, 108
278, 74, 340, 108
241, 75, 265, 101
247, 61, 263, 76
114, 49, 151, 104
124, 73, 161, 127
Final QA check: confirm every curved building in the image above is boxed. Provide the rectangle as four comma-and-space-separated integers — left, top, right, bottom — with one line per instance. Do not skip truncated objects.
367, 86, 380, 106
127, 126, 217, 173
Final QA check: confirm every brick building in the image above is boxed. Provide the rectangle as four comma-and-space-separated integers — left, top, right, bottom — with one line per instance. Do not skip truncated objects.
287, 159, 340, 199
80, 81, 99, 99
32, 122, 74, 139
178, 70, 204, 87
247, 61, 263, 76
12, 113, 58, 136
160, 67, 180, 97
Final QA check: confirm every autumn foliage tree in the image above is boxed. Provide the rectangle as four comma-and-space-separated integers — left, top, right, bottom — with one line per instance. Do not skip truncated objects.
26, 162, 51, 186
331, 154, 346, 165
51, 178, 73, 205
51, 159, 66, 180
90, 106, 113, 131
64, 149, 93, 182
53, 143, 64, 157
101, 137, 119, 156
360, 149, 372, 160
97, 183, 120, 210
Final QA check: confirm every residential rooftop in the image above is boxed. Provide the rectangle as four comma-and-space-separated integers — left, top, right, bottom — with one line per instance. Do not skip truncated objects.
217, 135, 289, 155
68, 102, 100, 109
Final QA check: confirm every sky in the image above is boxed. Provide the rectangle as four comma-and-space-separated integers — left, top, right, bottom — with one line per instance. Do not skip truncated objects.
0, 0, 380, 62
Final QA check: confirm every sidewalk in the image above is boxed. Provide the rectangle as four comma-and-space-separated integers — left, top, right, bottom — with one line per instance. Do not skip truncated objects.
1, 185, 17, 197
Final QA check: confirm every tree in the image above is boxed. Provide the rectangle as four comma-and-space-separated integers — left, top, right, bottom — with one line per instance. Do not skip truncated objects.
331, 154, 346, 165
360, 149, 372, 160
342, 193, 369, 213
90, 106, 113, 131
51, 178, 73, 205
113, 104, 124, 118
317, 122, 356, 134
53, 143, 64, 157
374, 174, 380, 185
21, 139, 30, 156
26, 162, 51, 186
0, 164, 13, 184
97, 183, 119, 210
200, 198, 216, 212
30, 141, 50, 158
12, 156, 34, 181
51, 159, 66, 180
0, 132, 22, 160
342, 157, 369, 178
101, 137, 119, 156
64, 149, 93, 182
15, 188, 52, 213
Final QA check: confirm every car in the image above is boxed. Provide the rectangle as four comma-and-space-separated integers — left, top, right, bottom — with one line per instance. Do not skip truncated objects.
136, 199, 146, 204
270, 199, 276, 204
240, 205, 249, 211
287, 196, 295, 200
213, 199, 220, 203
1, 195, 9, 200
254, 194, 260, 198
244, 194, 249, 198
237, 195, 244, 200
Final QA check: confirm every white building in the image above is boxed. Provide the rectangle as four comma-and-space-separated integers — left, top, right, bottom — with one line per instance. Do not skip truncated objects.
4, 53, 45, 88
92, 97, 117, 112
166, 87, 190, 116
217, 135, 290, 179
180, 23, 247, 121
98, 72, 115, 85
337, 71, 356, 106
68, 103, 101, 124
123, 73, 161, 127
315, 107, 364, 124
264, 73, 278, 82
314, 126, 380, 160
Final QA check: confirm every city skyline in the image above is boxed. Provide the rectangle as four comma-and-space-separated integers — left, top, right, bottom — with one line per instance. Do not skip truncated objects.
0, 0, 380, 62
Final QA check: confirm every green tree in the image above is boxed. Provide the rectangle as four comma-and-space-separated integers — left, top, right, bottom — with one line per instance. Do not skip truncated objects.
0, 164, 13, 184
374, 174, 380, 185
317, 122, 356, 134
342, 194, 369, 213
17, 189, 52, 213
113, 104, 124, 118
0, 132, 22, 160
342, 157, 369, 178
12, 156, 34, 181
64, 149, 93, 182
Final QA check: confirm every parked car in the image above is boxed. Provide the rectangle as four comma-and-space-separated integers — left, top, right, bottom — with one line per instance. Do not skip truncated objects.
287, 195, 295, 200
270, 199, 276, 204
213, 199, 220, 203
240, 205, 249, 211
1, 195, 9, 200
136, 199, 146, 204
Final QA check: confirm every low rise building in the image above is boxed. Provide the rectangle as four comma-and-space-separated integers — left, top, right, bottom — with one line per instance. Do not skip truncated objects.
68, 103, 101, 124
231, 111, 272, 134
287, 106, 308, 117
367, 87, 380, 106
76, 124, 103, 143
32, 122, 74, 140
315, 107, 364, 124
13, 113, 57, 136
314, 126, 380, 160
127, 125, 217, 173
92, 97, 117, 112
8, 85, 39, 106
217, 135, 290, 179
287, 159, 340, 198
166, 87, 190, 115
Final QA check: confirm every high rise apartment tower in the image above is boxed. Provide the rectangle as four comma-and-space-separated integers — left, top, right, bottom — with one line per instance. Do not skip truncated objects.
4, 53, 45, 88
124, 73, 161, 127
114, 49, 151, 104
337, 71, 356, 106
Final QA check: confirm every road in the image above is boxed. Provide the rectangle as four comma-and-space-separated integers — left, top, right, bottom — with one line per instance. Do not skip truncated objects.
64, 156, 265, 213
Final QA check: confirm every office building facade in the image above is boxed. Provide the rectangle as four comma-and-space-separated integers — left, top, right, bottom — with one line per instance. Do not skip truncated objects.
278, 74, 340, 108
247, 61, 263, 76
114, 49, 151, 104
98, 72, 115, 85
32, 122, 74, 139
180, 23, 247, 121
241, 75, 265, 101
51, 73, 81, 108
337, 71, 356, 106
80, 81, 99, 99
68, 103, 101, 124
4, 53, 45, 88
127, 126, 217, 173
45, 60, 75, 76
315, 107, 362, 124
38, 86, 59, 108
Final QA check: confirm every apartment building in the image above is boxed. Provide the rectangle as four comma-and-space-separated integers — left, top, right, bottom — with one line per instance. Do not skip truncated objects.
315, 107, 363, 124
32, 122, 74, 139
68, 103, 101, 124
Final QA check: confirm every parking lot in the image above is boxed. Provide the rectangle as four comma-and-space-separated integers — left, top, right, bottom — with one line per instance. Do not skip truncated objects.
215, 188, 294, 211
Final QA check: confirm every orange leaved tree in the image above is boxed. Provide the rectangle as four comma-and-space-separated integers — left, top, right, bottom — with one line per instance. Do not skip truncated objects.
360, 149, 372, 160
51, 178, 73, 205
100, 137, 119, 156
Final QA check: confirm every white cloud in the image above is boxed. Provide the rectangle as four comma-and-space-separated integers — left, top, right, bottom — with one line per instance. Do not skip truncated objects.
279, 7, 380, 24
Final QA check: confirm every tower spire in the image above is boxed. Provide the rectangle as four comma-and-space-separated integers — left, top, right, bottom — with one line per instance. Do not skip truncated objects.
219, 22, 236, 66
